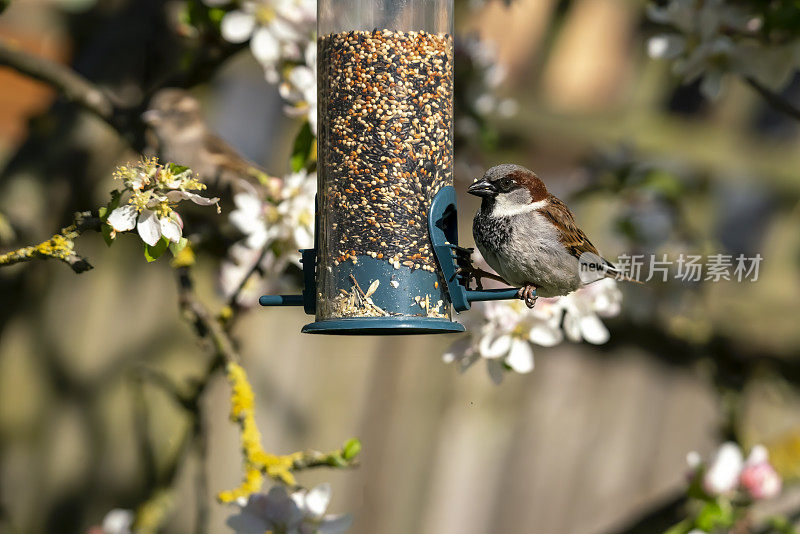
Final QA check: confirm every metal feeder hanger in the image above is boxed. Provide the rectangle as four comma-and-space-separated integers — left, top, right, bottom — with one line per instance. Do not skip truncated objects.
260, 0, 526, 334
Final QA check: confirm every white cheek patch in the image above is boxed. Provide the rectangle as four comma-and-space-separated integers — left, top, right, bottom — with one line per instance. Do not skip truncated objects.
491, 189, 547, 218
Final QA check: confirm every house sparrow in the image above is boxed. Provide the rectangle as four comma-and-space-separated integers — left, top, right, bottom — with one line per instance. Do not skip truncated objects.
469, 164, 633, 308
142, 89, 268, 190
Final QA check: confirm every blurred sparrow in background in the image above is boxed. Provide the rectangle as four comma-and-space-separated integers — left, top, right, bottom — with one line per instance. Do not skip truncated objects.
143, 89, 270, 191
470, 164, 638, 308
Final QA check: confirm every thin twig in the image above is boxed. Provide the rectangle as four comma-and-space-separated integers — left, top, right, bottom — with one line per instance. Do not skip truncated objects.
0, 38, 116, 123
745, 76, 800, 123
132, 374, 158, 491
193, 412, 209, 534
225, 244, 270, 319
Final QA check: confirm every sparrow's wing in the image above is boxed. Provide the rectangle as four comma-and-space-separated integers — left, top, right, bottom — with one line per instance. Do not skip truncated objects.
541, 195, 644, 284
540, 195, 601, 260
204, 135, 258, 174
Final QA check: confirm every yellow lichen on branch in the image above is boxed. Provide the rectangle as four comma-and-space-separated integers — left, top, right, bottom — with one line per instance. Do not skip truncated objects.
218, 362, 303, 503
0, 212, 100, 273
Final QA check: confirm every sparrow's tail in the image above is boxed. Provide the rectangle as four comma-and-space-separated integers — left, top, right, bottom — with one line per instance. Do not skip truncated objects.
606, 272, 645, 285
602, 263, 645, 285
579, 252, 645, 285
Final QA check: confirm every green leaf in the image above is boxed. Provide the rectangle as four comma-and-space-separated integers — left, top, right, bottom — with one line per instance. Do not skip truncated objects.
100, 190, 122, 222
169, 237, 189, 256
342, 438, 362, 461
290, 121, 315, 172
663, 519, 693, 534
695, 499, 733, 531
167, 163, 191, 175
101, 224, 115, 247
144, 237, 169, 262
326, 453, 347, 468
208, 7, 226, 24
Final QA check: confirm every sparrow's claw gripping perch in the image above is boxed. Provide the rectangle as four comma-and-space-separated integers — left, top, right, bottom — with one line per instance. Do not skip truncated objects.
517, 285, 538, 309
457, 263, 507, 291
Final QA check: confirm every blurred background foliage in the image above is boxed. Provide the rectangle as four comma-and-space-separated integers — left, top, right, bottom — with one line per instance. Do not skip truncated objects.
0, 0, 799, 533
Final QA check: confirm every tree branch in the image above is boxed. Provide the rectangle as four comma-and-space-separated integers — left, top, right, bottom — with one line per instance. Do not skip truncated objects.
745, 76, 800, 123
0, 39, 116, 123
176, 266, 240, 365
0, 211, 101, 273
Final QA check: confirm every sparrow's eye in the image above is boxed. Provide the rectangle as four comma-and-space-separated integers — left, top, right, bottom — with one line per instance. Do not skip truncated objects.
499, 177, 514, 191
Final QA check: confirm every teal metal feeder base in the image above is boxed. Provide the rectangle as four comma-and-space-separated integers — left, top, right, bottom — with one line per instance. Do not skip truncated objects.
301, 316, 465, 335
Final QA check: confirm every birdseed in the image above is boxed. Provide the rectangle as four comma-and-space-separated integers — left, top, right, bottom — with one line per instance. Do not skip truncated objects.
318, 29, 453, 280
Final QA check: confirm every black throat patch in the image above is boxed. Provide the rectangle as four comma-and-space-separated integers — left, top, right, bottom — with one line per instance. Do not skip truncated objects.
473, 203, 513, 251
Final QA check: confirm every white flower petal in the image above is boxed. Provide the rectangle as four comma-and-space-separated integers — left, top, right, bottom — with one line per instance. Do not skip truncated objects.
647, 34, 685, 59
529, 322, 564, 347
304, 483, 331, 518
703, 442, 744, 495
165, 190, 219, 206
563, 312, 581, 342
686, 450, 702, 469
230, 208, 264, 235
478, 332, 512, 359
159, 216, 182, 243
746, 444, 769, 465
221, 10, 256, 43
579, 314, 610, 345
101, 509, 134, 534
251, 27, 281, 65
107, 204, 138, 232
136, 209, 161, 246
505, 339, 534, 373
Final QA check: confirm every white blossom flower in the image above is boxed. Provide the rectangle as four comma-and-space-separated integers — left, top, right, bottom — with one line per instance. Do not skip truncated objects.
220, 0, 315, 83
685, 442, 782, 500
100, 508, 133, 534
456, 36, 518, 131
106, 160, 218, 247
702, 442, 744, 495
275, 170, 316, 249
646, 0, 800, 99
220, 171, 316, 303
230, 186, 274, 250
443, 274, 622, 383
280, 42, 317, 133
226, 484, 352, 534
561, 278, 621, 345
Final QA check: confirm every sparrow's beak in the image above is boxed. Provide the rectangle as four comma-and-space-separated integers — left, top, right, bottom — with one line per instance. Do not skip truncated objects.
467, 179, 498, 198
141, 109, 161, 125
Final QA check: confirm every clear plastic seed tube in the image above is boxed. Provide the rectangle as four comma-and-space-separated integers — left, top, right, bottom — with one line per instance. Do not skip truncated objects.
317, 0, 454, 323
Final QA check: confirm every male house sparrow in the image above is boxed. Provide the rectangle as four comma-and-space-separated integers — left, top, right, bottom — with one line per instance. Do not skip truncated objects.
142, 89, 267, 190
469, 164, 632, 308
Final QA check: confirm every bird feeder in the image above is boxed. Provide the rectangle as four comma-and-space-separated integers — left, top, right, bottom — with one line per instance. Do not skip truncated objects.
260, 0, 522, 334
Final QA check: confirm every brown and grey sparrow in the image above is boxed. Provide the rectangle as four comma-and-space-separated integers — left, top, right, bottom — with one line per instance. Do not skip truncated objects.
470, 164, 636, 308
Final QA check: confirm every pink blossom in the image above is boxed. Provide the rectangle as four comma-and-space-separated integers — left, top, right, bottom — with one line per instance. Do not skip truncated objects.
740, 445, 782, 500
